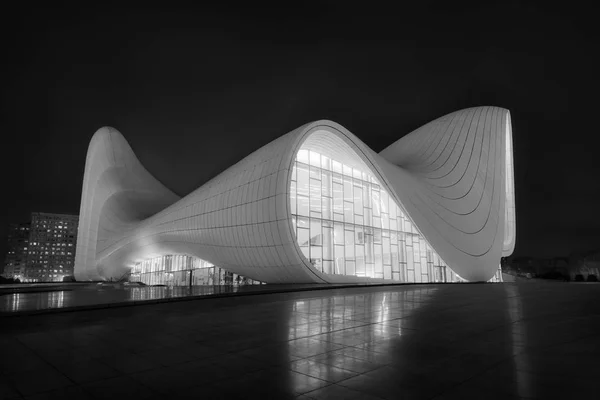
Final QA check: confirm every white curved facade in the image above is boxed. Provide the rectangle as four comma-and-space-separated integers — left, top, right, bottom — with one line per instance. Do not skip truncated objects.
75, 106, 515, 283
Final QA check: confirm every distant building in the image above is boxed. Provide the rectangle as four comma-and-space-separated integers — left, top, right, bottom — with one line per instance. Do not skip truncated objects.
569, 249, 600, 280
25, 212, 79, 282
508, 256, 535, 272
2, 222, 31, 279
503, 256, 570, 278
2, 212, 79, 282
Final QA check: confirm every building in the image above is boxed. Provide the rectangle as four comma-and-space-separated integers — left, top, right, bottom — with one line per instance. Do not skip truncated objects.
568, 249, 600, 280
24, 212, 79, 282
75, 106, 516, 284
2, 222, 30, 279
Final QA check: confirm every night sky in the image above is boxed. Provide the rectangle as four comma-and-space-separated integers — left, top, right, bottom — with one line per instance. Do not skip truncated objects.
1, 3, 598, 262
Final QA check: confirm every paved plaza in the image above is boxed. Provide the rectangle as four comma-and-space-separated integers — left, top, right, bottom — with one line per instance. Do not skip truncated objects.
1, 282, 599, 399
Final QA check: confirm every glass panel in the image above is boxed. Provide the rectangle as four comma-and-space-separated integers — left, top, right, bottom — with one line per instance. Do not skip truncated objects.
344, 229, 355, 260
356, 245, 365, 275
322, 196, 332, 220
309, 151, 321, 168
334, 223, 344, 245
343, 177, 353, 202
354, 186, 363, 215
332, 160, 342, 174
323, 260, 333, 275
334, 245, 345, 274
374, 229, 382, 244
310, 219, 322, 246
297, 149, 309, 164
323, 226, 333, 260
373, 208, 382, 226
301, 246, 310, 260
297, 216, 309, 229
346, 261, 356, 276
297, 163, 309, 197
363, 181, 371, 208
380, 190, 389, 214
344, 201, 353, 223
355, 226, 364, 244
310, 178, 321, 213
383, 237, 391, 265
372, 186, 380, 217
383, 264, 392, 280
297, 195, 309, 216
355, 214, 364, 226
298, 228, 310, 247
321, 155, 331, 170
310, 165, 320, 179
322, 171, 332, 197
332, 171, 342, 184
366, 234, 374, 264
364, 208, 373, 226
375, 244, 383, 272
381, 213, 389, 230
391, 244, 399, 272
343, 164, 352, 176
310, 246, 322, 271
333, 183, 344, 214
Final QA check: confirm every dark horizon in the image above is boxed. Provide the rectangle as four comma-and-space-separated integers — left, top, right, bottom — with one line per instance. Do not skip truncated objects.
2, 3, 599, 262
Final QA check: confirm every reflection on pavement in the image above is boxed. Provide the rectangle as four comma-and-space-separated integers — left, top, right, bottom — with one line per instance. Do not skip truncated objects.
1, 285, 253, 313
0, 283, 387, 314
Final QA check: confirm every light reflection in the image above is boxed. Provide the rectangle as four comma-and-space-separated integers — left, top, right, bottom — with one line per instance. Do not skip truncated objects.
0, 284, 273, 313
2, 290, 68, 312
48, 291, 64, 308
506, 284, 531, 397
12, 293, 21, 312
287, 287, 435, 344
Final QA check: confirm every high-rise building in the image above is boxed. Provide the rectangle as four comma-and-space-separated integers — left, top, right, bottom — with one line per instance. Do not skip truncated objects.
22, 212, 78, 282
2, 222, 30, 280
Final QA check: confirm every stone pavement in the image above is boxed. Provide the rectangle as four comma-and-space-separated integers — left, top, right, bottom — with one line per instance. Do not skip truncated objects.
1, 282, 599, 399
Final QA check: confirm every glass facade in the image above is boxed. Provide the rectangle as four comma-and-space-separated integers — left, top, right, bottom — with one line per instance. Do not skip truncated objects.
129, 255, 263, 286
290, 147, 503, 283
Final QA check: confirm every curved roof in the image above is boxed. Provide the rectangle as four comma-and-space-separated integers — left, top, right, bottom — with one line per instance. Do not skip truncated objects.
75, 107, 515, 282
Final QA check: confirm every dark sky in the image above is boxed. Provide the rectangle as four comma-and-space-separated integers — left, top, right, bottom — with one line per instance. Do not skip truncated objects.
1, 3, 598, 262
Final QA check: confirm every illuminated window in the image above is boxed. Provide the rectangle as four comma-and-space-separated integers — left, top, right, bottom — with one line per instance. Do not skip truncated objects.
289, 137, 448, 283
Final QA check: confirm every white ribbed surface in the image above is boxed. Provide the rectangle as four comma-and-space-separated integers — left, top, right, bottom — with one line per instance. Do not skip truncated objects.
75, 106, 515, 282
379, 106, 516, 281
